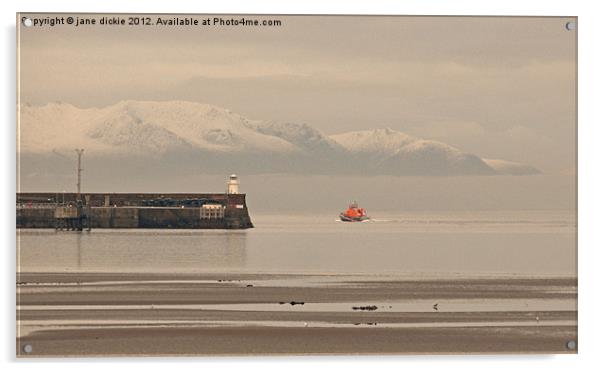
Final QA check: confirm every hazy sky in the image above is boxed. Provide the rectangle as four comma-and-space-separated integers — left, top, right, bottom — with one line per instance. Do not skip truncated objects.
19, 15, 576, 173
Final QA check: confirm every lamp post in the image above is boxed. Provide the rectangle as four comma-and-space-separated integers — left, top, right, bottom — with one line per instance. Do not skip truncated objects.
75, 149, 84, 198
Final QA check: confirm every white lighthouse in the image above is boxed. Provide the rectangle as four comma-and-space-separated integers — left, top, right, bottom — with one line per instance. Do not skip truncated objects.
227, 174, 240, 194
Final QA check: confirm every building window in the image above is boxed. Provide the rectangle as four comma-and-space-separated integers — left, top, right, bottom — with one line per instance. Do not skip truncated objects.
200, 204, 225, 219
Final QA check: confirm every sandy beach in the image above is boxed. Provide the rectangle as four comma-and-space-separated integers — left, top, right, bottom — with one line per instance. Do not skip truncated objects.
17, 272, 577, 356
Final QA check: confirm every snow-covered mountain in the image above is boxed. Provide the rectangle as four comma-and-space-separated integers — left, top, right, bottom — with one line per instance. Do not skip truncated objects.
252, 121, 346, 155
331, 128, 415, 155
482, 159, 540, 175
19, 101, 297, 155
18, 100, 538, 176
332, 128, 496, 175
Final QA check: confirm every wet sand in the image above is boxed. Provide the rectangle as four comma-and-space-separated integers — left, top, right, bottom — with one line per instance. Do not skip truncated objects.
17, 272, 577, 356
18, 326, 577, 356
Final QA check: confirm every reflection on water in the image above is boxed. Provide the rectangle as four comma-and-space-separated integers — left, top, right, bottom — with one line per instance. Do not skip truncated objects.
17, 230, 247, 273
17, 211, 576, 276
76, 232, 82, 269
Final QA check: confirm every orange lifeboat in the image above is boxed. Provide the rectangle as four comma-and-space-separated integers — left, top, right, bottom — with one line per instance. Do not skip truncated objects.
339, 201, 370, 222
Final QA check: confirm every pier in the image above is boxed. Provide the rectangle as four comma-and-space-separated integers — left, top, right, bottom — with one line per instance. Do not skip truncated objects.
16, 149, 253, 230
17, 192, 253, 230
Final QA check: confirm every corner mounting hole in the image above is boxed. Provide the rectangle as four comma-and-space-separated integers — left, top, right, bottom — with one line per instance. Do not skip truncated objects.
566, 340, 576, 350
22, 344, 33, 353
22, 18, 33, 27
565, 21, 576, 31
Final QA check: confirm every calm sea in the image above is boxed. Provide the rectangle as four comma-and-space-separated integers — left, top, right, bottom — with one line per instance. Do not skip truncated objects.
16, 210, 576, 277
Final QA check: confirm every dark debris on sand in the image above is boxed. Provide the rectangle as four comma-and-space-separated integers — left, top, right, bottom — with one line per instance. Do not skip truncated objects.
352, 305, 378, 311
278, 301, 305, 306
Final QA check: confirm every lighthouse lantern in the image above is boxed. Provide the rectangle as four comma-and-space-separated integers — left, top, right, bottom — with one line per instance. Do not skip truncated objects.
227, 174, 240, 194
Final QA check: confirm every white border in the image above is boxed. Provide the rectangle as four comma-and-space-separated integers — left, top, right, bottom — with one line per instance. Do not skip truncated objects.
2, 0, 601, 369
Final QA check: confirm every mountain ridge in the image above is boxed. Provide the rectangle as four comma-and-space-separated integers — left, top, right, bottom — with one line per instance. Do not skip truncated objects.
19, 100, 539, 176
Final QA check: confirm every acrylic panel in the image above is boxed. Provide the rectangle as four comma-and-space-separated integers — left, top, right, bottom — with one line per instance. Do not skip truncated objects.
16, 14, 577, 356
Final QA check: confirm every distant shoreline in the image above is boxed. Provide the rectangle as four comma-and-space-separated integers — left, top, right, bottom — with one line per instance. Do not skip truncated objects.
17, 271, 578, 283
